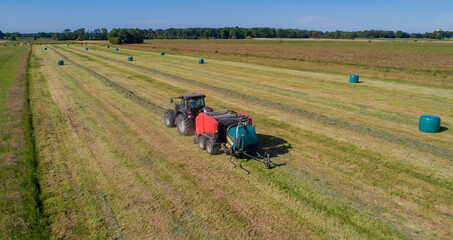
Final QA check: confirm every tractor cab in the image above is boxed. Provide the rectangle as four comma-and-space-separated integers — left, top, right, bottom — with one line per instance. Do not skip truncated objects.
171, 93, 212, 119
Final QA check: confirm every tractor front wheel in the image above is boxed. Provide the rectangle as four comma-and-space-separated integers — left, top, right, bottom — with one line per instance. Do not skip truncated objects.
176, 114, 194, 136
206, 139, 220, 155
164, 109, 176, 127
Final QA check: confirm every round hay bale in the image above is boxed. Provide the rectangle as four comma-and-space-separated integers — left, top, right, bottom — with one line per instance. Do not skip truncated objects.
198, 59, 204, 64
349, 75, 359, 83
44, 47, 47, 50
128, 56, 133, 61
107, 46, 110, 48
81, 43, 83, 45
160, 52, 165, 55
85, 48, 88, 50
57, 60, 64, 65
67, 44, 69, 46
419, 115, 441, 133
116, 48, 119, 51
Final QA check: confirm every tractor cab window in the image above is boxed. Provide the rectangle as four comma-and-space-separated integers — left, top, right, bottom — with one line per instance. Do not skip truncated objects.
180, 99, 187, 108
188, 98, 205, 109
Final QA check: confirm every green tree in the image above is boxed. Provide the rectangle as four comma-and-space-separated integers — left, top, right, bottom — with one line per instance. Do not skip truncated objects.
108, 28, 144, 44
396, 31, 410, 38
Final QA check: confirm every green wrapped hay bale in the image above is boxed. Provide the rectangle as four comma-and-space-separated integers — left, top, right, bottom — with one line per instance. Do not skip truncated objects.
419, 115, 441, 133
107, 46, 110, 48
128, 56, 133, 61
198, 59, 204, 64
44, 47, 47, 50
85, 48, 88, 50
116, 48, 119, 51
350, 75, 359, 83
57, 60, 64, 65
67, 44, 69, 46
160, 52, 165, 55
81, 43, 83, 45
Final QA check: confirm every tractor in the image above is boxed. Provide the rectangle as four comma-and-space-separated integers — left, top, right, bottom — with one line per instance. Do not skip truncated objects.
164, 93, 213, 135
164, 93, 274, 169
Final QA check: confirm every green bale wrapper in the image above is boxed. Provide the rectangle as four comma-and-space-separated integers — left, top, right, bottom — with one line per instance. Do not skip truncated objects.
227, 125, 257, 149
419, 115, 441, 133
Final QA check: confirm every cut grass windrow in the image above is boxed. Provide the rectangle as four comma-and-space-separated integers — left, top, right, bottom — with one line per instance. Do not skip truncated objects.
0, 46, 49, 238
24, 46, 49, 238
71, 47, 453, 160
57, 46, 453, 194
55, 45, 453, 196
49, 48, 165, 115
49, 46, 427, 239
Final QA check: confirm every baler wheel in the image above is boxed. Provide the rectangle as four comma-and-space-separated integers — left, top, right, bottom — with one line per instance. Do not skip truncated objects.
198, 136, 207, 150
206, 139, 220, 155
176, 114, 194, 136
164, 109, 176, 127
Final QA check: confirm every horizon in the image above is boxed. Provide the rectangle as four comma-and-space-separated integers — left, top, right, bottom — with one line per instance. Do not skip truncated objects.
3, 27, 451, 35
1, 0, 452, 33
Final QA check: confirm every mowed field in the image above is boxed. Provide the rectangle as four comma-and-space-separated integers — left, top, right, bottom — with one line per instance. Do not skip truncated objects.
27, 39, 452, 239
0, 45, 47, 238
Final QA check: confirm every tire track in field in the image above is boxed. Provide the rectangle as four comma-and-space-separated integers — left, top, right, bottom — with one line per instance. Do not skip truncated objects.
71, 48, 453, 161
50, 48, 164, 115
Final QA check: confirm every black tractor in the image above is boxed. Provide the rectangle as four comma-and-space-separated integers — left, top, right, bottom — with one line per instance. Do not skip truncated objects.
164, 93, 213, 136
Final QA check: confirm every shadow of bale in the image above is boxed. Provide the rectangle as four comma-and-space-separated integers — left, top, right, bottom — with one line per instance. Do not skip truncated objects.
438, 126, 449, 133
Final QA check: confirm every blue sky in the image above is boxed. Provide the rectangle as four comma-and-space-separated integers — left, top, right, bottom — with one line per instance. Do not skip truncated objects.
1, 0, 452, 33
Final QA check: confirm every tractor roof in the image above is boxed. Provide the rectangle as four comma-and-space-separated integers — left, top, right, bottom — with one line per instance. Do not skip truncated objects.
179, 93, 206, 99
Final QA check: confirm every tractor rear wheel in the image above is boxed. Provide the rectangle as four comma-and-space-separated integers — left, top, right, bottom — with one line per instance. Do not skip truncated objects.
164, 109, 176, 127
198, 136, 207, 150
206, 139, 220, 155
176, 114, 194, 136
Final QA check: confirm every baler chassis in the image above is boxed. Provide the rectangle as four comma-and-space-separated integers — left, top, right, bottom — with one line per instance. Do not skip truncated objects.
222, 145, 275, 169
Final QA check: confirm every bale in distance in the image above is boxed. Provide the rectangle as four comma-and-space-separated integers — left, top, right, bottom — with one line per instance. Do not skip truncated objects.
57, 60, 64, 65
419, 115, 441, 133
81, 43, 83, 45
198, 59, 204, 64
85, 48, 88, 50
44, 47, 47, 50
128, 56, 133, 61
349, 75, 359, 83
107, 46, 110, 48
67, 44, 69, 46
160, 52, 165, 55
116, 48, 119, 51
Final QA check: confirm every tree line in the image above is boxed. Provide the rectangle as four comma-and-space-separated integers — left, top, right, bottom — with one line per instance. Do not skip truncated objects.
1, 28, 453, 43
141, 28, 453, 40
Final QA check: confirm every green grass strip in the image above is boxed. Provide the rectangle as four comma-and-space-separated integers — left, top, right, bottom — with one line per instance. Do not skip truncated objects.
23, 46, 49, 239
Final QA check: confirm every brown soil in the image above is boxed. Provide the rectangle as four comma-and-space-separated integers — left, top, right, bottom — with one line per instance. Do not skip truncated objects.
139, 43, 453, 69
